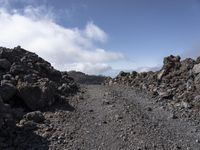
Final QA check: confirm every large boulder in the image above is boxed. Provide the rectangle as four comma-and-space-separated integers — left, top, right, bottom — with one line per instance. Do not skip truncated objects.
17, 79, 55, 110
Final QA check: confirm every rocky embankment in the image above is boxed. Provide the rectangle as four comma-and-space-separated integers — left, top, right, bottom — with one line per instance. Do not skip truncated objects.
0, 46, 78, 149
105, 55, 200, 114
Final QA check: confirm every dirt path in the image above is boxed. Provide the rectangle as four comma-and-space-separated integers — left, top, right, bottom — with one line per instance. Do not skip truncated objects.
23, 84, 200, 150
51, 84, 199, 150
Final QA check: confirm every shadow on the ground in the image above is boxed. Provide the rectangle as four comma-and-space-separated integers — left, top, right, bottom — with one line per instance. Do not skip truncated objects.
0, 124, 50, 150
43, 99, 75, 112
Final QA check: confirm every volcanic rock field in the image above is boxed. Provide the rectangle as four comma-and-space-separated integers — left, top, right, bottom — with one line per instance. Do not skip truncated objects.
1, 46, 200, 150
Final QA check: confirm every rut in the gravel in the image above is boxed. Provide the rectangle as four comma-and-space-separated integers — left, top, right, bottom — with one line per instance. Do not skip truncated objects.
63, 84, 200, 150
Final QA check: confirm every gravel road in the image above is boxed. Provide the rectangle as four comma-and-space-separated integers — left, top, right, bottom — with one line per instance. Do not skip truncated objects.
14, 84, 200, 150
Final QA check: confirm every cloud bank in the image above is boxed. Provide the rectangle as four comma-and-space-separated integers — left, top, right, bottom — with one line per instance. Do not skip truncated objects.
0, 6, 123, 74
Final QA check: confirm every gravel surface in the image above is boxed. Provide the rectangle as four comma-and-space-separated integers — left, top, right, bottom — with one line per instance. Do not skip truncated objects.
11, 84, 200, 150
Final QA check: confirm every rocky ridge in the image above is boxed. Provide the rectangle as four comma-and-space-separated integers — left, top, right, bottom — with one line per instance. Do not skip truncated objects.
68, 71, 106, 85
0, 46, 78, 149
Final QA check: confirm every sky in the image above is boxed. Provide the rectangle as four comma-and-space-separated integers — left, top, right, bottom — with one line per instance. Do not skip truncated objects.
0, 0, 200, 76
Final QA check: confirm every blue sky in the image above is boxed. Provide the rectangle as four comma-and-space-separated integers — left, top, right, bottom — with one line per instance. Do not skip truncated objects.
0, 0, 200, 76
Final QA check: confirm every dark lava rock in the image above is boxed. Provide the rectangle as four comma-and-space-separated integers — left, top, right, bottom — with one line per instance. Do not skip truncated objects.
0, 46, 78, 110
0, 46, 78, 148
0, 58, 11, 70
23, 111, 45, 123
105, 55, 200, 110
17, 79, 55, 110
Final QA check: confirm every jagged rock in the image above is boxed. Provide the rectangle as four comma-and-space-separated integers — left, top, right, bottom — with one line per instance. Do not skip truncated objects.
193, 63, 200, 74
10, 63, 25, 75
118, 71, 130, 77
131, 71, 138, 77
17, 79, 55, 110
162, 55, 181, 73
157, 69, 165, 80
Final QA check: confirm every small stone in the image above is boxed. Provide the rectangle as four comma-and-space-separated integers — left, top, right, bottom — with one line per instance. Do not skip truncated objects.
103, 121, 107, 124
180, 101, 191, 109
102, 99, 110, 105
89, 109, 94, 112
169, 113, 178, 119
115, 114, 123, 120
23, 111, 45, 123
147, 107, 152, 111
176, 145, 181, 149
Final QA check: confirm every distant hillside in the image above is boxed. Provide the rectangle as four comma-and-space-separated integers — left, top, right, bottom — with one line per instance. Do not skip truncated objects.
68, 71, 107, 85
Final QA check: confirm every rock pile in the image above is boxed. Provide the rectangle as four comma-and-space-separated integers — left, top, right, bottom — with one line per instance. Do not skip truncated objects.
105, 55, 200, 109
0, 46, 78, 148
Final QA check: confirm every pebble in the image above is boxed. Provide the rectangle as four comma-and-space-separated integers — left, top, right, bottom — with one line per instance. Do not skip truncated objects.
169, 113, 178, 119
147, 107, 152, 111
115, 114, 123, 120
102, 99, 110, 105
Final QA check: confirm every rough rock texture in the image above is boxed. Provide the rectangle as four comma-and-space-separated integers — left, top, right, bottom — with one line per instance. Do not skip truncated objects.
105, 55, 200, 110
0, 46, 78, 149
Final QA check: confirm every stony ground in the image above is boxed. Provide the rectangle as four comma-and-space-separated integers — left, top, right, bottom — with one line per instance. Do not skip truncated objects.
12, 84, 200, 150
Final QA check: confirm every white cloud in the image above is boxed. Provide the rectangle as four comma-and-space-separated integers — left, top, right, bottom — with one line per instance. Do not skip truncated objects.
84, 22, 107, 42
63, 63, 112, 75
136, 66, 161, 72
0, 6, 124, 74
